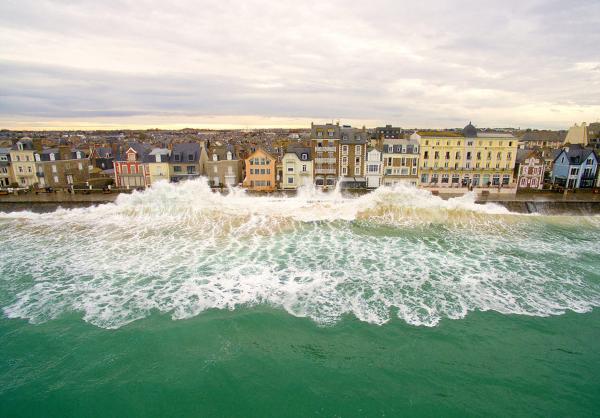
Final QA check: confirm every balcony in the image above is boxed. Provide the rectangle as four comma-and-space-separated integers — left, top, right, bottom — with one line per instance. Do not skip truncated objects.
315, 146, 336, 152
315, 168, 336, 175
315, 157, 336, 164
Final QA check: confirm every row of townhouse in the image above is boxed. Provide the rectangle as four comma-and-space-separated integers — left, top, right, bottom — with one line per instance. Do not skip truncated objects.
0, 138, 90, 189
113, 142, 244, 189
241, 122, 525, 192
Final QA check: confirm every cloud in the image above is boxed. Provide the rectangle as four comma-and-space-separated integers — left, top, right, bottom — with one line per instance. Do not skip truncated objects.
1, 0, 599, 129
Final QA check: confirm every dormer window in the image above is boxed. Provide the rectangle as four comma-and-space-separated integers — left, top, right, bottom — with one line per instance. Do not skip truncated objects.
50, 153, 55, 161
188, 154, 194, 161
76, 152, 82, 159
156, 154, 161, 163
34, 154, 40, 162
301, 153, 308, 160
18, 143, 23, 151
174, 154, 180, 162
213, 154, 218, 161
226, 151, 232, 160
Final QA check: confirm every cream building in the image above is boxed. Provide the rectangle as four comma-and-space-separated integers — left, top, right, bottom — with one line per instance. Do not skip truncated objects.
147, 148, 171, 185
381, 138, 419, 186
9, 138, 39, 188
416, 123, 518, 189
281, 148, 313, 190
564, 122, 588, 146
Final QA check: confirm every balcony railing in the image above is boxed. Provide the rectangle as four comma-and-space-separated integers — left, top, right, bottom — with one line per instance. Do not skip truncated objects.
314, 158, 336, 164
315, 168, 336, 174
315, 146, 336, 152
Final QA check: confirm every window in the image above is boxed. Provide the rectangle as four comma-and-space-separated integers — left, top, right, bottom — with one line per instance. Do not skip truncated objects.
445, 152, 450, 160
342, 145, 348, 154
174, 154, 180, 162
355, 145, 361, 153
174, 166, 181, 172
452, 174, 459, 184
287, 166, 293, 172
266, 169, 270, 174
434, 151, 439, 159
78, 162, 83, 170
53, 175, 59, 183
188, 154, 194, 162
342, 167, 347, 175
50, 153, 55, 161
570, 168, 579, 176
441, 174, 449, 183
368, 164, 379, 173
342, 156, 348, 164
288, 177, 294, 184
467, 141, 473, 146
424, 151, 429, 159
455, 152, 460, 159
250, 168, 254, 174
492, 174, 500, 185
355, 157, 360, 164
52, 165, 57, 173
421, 174, 428, 183
260, 169, 265, 174
187, 166, 195, 174
302, 164, 307, 172
502, 175, 510, 185
354, 166, 360, 175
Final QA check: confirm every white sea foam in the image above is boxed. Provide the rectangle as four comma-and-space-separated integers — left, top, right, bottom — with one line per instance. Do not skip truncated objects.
1, 178, 599, 329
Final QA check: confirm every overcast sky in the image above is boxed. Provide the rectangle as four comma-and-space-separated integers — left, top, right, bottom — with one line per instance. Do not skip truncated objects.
1, 0, 599, 130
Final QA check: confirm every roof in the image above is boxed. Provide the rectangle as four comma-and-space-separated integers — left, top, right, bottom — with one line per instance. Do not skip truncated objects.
170, 143, 201, 164
417, 131, 463, 138
515, 149, 543, 164
554, 145, 597, 165
340, 127, 368, 144
208, 144, 237, 161
285, 147, 311, 161
476, 132, 516, 138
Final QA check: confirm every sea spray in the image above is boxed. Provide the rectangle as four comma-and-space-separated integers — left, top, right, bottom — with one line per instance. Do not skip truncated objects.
1, 178, 599, 329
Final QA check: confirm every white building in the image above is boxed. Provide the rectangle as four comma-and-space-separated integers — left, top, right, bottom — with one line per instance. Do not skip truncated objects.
365, 148, 382, 188
281, 148, 313, 190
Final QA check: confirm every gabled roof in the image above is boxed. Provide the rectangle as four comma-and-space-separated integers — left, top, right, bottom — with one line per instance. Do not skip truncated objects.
553, 145, 597, 165
516, 149, 543, 164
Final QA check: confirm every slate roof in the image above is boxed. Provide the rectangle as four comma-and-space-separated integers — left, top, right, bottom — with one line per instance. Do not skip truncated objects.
170, 143, 200, 164
554, 145, 597, 165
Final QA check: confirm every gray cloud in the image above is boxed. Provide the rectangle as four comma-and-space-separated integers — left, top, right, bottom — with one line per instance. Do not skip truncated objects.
1, 0, 599, 129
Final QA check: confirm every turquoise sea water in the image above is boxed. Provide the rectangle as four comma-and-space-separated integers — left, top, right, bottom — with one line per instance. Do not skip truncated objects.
1, 181, 600, 416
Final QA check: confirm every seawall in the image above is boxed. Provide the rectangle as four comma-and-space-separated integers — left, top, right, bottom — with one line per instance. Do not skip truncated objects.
1, 190, 600, 215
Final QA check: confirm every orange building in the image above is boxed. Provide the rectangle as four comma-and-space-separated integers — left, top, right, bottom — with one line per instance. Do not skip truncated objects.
243, 148, 276, 192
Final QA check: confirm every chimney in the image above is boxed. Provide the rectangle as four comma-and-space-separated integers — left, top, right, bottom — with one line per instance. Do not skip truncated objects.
58, 145, 71, 161
32, 138, 43, 153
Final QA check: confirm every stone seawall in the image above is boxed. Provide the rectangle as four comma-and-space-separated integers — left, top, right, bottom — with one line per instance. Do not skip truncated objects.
1, 190, 600, 215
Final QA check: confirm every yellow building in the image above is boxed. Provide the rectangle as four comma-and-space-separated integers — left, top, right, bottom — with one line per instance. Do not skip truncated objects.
416, 123, 518, 189
147, 148, 171, 185
9, 138, 39, 188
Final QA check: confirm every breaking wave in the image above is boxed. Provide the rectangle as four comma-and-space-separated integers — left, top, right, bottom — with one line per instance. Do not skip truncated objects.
1, 178, 599, 329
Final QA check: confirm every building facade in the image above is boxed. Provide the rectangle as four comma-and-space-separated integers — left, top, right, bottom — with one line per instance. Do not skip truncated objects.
9, 138, 39, 188
205, 145, 243, 188
0, 147, 13, 187
114, 143, 151, 189
339, 126, 368, 189
243, 148, 276, 192
382, 137, 419, 186
417, 123, 518, 189
365, 148, 383, 189
147, 148, 171, 185
515, 149, 545, 190
35, 146, 90, 189
281, 148, 313, 190
551, 146, 598, 189
169, 143, 204, 183
311, 122, 341, 187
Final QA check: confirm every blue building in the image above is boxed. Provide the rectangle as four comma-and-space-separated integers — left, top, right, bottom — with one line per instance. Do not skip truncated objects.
551, 145, 598, 189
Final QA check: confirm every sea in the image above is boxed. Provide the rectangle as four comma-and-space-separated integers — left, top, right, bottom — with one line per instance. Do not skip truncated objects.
1, 180, 599, 417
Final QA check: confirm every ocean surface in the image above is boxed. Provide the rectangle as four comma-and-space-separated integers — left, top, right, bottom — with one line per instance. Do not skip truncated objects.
1, 180, 599, 417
